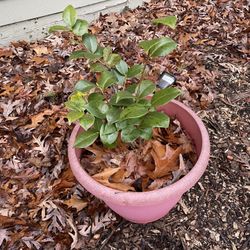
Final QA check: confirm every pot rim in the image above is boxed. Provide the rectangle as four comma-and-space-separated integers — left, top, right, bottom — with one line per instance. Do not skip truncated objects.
68, 100, 210, 205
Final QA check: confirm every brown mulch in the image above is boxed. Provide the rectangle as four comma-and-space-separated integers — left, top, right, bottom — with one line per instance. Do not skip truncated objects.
0, 0, 249, 249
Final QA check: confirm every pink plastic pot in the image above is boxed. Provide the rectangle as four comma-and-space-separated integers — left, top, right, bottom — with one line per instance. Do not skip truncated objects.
68, 100, 210, 224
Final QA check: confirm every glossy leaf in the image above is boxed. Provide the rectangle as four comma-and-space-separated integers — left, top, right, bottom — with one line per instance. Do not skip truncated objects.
72, 19, 88, 36
79, 114, 95, 130
106, 106, 121, 123
126, 84, 137, 93
97, 71, 117, 90
152, 16, 177, 29
139, 127, 152, 140
67, 110, 84, 124
116, 91, 134, 103
69, 50, 85, 60
116, 118, 141, 130
140, 111, 170, 128
88, 93, 103, 102
135, 80, 156, 99
151, 87, 181, 107
93, 118, 103, 131
100, 124, 118, 146
139, 37, 177, 57
74, 129, 99, 148
65, 92, 86, 112
63, 5, 77, 28
121, 126, 140, 143
74, 80, 95, 92
113, 70, 125, 84
81, 51, 102, 60
106, 53, 121, 67
127, 64, 143, 78
90, 63, 107, 72
120, 104, 148, 120
86, 100, 109, 119
110, 94, 134, 106
103, 47, 112, 62
115, 60, 128, 75
49, 25, 68, 33
83, 34, 98, 53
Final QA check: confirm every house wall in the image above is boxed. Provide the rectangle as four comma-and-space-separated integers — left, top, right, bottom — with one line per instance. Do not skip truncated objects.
0, 0, 144, 46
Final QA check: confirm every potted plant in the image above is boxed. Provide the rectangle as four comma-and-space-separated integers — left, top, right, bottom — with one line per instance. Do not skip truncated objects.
50, 5, 210, 224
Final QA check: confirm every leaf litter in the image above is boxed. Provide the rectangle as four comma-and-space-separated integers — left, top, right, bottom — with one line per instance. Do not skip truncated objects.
0, 0, 249, 249
82, 118, 196, 192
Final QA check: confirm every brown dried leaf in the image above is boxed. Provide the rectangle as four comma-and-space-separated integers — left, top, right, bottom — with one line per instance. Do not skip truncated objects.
33, 46, 49, 56
64, 196, 88, 212
93, 167, 135, 191
24, 109, 54, 129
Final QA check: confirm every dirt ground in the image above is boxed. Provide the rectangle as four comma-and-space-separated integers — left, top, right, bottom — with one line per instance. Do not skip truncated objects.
0, 0, 249, 249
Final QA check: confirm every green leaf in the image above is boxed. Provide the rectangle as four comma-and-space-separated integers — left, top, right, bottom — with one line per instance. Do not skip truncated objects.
72, 19, 88, 36
88, 93, 103, 102
121, 126, 140, 143
151, 87, 181, 107
90, 63, 107, 72
103, 47, 112, 62
113, 70, 125, 85
120, 104, 148, 120
65, 91, 86, 112
97, 71, 117, 90
135, 80, 156, 99
106, 107, 121, 124
74, 129, 99, 148
86, 100, 109, 119
82, 51, 102, 60
126, 84, 137, 93
139, 127, 152, 140
152, 16, 177, 29
115, 60, 128, 75
110, 94, 134, 106
116, 91, 134, 103
67, 110, 84, 124
93, 118, 103, 131
49, 25, 68, 33
127, 64, 143, 78
74, 80, 95, 92
140, 37, 177, 58
140, 111, 170, 128
69, 50, 85, 60
106, 53, 121, 67
83, 34, 98, 53
79, 114, 95, 130
116, 118, 141, 130
138, 99, 152, 107
63, 5, 77, 28
100, 124, 118, 146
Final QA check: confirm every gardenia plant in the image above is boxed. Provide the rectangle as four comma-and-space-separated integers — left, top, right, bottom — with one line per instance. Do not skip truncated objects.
50, 5, 181, 149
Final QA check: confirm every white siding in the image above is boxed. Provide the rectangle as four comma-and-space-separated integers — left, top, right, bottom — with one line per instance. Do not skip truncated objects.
0, 0, 144, 45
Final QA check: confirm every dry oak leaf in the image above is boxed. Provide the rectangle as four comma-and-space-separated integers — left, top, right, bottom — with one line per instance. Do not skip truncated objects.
24, 109, 54, 129
32, 56, 48, 64
149, 140, 183, 179
33, 46, 49, 56
0, 48, 13, 57
0, 215, 26, 227
64, 196, 88, 212
93, 167, 135, 191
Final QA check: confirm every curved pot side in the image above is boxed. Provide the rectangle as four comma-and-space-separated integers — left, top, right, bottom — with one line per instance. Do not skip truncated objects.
68, 100, 210, 208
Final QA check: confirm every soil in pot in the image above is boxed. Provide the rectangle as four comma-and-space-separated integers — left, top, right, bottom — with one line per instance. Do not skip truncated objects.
79, 117, 197, 192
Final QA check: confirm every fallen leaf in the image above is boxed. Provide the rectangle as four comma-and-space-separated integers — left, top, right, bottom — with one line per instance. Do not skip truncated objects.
24, 109, 54, 129
64, 196, 88, 212
33, 46, 49, 56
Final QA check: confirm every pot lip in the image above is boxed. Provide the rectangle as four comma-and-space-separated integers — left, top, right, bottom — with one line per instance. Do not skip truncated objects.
68, 100, 210, 204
